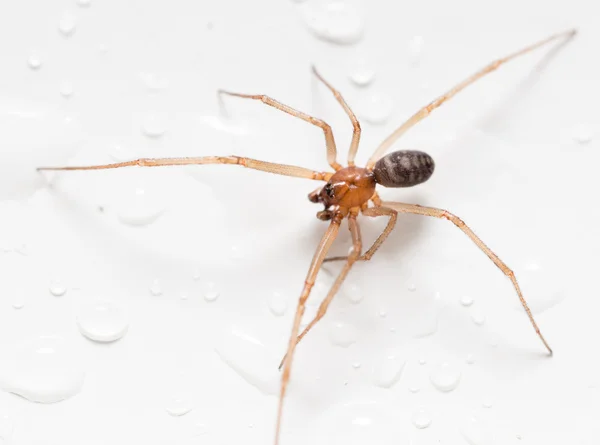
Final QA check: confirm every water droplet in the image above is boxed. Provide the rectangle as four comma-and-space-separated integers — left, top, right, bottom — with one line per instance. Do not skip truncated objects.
344, 282, 364, 304
373, 354, 406, 389
303, 1, 365, 45
470, 308, 486, 326
461, 416, 493, 445
460, 295, 474, 306
149, 280, 162, 296
482, 398, 493, 408
76, 300, 129, 343
267, 291, 288, 316
411, 407, 432, 429
117, 187, 165, 226
418, 357, 426, 365
358, 93, 394, 124
58, 13, 77, 37
203, 282, 219, 302
165, 394, 193, 416
466, 353, 475, 364
352, 362, 361, 370
329, 321, 357, 347
180, 293, 188, 300
12, 298, 25, 310
517, 260, 564, 314
28, 55, 42, 70
348, 60, 376, 87
141, 114, 167, 138
76, 0, 91, 7
572, 123, 594, 144
49, 280, 67, 297
429, 362, 461, 392
408, 283, 417, 292
408, 385, 420, 393
59, 81, 74, 98
408, 35, 425, 64
0, 335, 84, 403
109, 143, 136, 162
215, 327, 279, 395
378, 310, 387, 318
0, 415, 13, 444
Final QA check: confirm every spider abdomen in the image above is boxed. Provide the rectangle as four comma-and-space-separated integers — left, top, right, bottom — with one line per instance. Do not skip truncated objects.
373, 150, 435, 188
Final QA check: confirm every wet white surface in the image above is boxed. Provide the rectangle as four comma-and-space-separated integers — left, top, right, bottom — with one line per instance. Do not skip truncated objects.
0, 0, 598, 444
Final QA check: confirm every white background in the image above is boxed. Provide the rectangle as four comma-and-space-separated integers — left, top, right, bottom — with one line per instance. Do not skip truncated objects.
0, 0, 598, 444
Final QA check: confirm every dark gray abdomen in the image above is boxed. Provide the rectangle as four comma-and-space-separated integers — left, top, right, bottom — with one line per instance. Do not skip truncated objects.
373, 150, 435, 188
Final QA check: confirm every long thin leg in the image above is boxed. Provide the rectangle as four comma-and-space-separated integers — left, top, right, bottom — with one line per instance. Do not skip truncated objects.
381, 200, 553, 355
219, 90, 343, 171
367, 28, 577, 168
324, 206, 397, 263
37, 156, 331, 181
278, 213, 362, 369
311, 66, 362, 166
275, 214, 343, 445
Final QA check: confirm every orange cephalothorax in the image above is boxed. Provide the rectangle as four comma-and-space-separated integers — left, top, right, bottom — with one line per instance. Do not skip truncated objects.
310, 166, 376, 212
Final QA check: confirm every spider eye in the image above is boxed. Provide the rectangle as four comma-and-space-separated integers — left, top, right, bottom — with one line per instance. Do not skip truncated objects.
324, 183, 334, 197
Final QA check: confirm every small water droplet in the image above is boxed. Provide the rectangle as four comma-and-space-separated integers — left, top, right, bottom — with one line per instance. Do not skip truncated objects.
408, 283, 417, 292
49, 280, 67, 297
418, 357, 426, 365
373, 354, 406, 389
352, 362, 361, 370
429, 362, 461, 392
378, 310, 387, 318
180, 293, 188, 301
358, 93, 394, 124
460, 295, 474, 306
411, 407, 432, 429
408, 35, 425, 64
572, 123, 594, 144
76, 0, 91, 6
12, 299, 25, 310
203, 282, 219, 302
348, 59, 376, 87
466, 353, 475, 364
408, 385, 420, 393
267, 291, 288, 316
28, 55, 42, 70
482, 398, 493, 408
303, 1, 364, 45
0, 335, 84, 403
344, 282, 364, 304
141, 114, 167, 138
149, 280, 162, 296
59, 81, 74, 98
58, 13, 77, 37
76, 300, 129, 343
329, 321, 357, 347
165, 394, 193, 416
117, 187, 165, 227
461, 416, 493, 445
470, 308, 486, 326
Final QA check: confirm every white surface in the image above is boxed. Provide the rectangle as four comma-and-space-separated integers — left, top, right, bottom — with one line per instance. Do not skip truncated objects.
0, 1, 598, 444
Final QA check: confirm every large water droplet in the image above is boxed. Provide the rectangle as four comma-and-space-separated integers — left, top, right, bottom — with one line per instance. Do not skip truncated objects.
109, 143, 137, 162
117, 187, 165, 226
461, 416, 493, 445
49, 280, 67, 297
214, 327, 279, 396
0, 335, 84, 403
329, 320, 357, 347
357, 93, 394, 124
344, 282, 364, 304
58, 13, 77, 37
460, 295, 474, 306
516, 260, 564, 314
267, 291, 288, 316
372, 354, 406, 389
76, 300, 129, 343
429, 362, 461, 392
411, 407, 432, 429
141, 114, 167, 138
27, 55, 42, 70
303, 1, 365, 45
165, 394, 194, 416
348, 60, 376, 87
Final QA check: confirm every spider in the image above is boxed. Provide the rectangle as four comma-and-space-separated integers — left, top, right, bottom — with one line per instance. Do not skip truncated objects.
38, 28, 576, 445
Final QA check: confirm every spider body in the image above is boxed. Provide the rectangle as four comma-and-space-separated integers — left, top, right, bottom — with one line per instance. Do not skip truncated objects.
36, 29, 576, 445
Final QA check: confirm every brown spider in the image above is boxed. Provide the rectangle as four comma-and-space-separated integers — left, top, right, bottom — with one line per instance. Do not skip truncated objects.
38, 28, 576, 445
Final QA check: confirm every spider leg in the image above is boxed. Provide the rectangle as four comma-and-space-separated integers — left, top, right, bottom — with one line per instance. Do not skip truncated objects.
219, 90, 342, 171
311, 66, 362, 166
324, 206, 397, 263
37, 156, 331, 181
274, 213, 343, 445
367, 28, 577, 168
278, 212, 362, 369
381, 200, 553, 355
